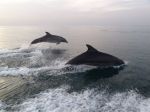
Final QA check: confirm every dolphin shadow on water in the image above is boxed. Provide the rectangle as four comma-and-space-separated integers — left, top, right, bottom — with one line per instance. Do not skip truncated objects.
83, 66, 124, 80
41, 48, 67, 56
63, 66, 125, 92
30, 32, 68, 45
43, 48, 68, 60
50, 49, 67, 55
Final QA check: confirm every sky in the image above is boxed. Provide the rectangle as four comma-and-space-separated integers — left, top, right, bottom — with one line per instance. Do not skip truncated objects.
0, 0, 150, 26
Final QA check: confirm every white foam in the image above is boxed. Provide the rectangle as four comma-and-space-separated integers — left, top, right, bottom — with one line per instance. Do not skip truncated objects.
124, 60, 129, 65
112, 60, 128, 69
62, 65, 97, 74
0, 61, 96, 77
0, 101, 6, 111
0, 64, 96, 77
0, 66, 59, 76
14, 87, 150, 112
0, 47, 96, 76
20, 44, 30, 50
0, 47, 67, 76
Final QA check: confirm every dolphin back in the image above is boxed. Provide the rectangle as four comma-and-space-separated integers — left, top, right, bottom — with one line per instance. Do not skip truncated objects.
30, 32, 68, 45
31, 37, 44, 44
66, 44, 124, 67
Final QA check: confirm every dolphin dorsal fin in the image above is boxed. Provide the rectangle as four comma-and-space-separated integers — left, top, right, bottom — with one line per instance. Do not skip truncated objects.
86, 44, 98, 52
45, 32, 51, 36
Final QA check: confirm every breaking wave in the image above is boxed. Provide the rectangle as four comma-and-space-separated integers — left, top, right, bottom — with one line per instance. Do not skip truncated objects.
0, 101, 6, 111
9, 86, 150, 112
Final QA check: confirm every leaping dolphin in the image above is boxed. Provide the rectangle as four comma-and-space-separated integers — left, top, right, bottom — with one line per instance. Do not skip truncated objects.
66, 44, 124, 67
31, 32, 68, 45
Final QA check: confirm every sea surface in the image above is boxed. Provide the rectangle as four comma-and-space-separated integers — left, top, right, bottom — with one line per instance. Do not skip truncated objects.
0, 26, 150, 112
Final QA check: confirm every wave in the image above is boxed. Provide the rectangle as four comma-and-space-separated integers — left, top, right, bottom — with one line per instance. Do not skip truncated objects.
7, 86, 150, 112
0, 47, 132, 112
0, 47, 97, 77
0, 102, 7, 112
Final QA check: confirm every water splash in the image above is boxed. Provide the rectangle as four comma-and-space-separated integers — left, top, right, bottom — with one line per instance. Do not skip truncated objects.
12, 86, 150, 112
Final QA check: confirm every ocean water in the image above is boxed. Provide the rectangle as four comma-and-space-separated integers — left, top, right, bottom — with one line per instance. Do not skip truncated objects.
0, 26, 150, 112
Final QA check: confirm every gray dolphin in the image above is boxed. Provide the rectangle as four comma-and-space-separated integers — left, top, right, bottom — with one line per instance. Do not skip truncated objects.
66, 44, 124, 67
31, 32, 68, 45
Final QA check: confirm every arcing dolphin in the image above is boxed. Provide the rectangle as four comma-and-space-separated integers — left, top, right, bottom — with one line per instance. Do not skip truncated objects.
31, 32, 68, 45
66, 44, 124, 67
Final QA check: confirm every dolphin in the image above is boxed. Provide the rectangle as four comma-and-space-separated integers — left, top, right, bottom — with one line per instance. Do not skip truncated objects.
66, 44, 124, 67
31, 32, 68, 45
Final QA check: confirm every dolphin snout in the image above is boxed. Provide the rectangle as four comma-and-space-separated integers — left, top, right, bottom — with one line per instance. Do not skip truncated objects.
63, 39, 68, 43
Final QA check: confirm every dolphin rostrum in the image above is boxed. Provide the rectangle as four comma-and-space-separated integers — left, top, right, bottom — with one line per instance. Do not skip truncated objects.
31, 32, 68, 45
66, 44, 124, 67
